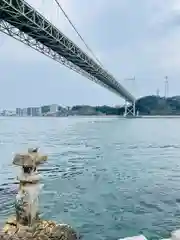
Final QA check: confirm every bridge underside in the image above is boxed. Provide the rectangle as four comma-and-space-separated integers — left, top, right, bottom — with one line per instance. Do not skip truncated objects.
0, 0, 135, 103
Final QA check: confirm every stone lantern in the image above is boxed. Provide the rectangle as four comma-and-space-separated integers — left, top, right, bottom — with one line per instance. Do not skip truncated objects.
13, 147, 47, 226
2, 148, 78, 240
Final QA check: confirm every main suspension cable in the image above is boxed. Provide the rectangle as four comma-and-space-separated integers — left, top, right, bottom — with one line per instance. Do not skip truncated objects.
53, 0, 103, 67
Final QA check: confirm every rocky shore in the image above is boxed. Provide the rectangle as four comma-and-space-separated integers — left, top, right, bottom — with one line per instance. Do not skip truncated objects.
1, 218, 78, 240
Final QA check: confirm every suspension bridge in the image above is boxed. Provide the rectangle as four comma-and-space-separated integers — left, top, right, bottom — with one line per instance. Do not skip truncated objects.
0, 0, 136, 116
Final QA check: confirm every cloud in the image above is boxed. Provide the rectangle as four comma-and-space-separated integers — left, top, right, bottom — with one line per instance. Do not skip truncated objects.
1, 0, 180, 107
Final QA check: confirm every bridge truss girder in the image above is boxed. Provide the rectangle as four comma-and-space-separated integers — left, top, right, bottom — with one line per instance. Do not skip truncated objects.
0, 0, 135, 102
0, 20, 119, 95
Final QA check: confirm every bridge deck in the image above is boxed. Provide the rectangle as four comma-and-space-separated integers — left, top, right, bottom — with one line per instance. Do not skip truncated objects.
0, 0, 135, 102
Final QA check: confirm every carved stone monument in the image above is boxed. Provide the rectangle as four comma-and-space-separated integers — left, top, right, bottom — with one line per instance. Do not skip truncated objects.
2, 148, 78, 240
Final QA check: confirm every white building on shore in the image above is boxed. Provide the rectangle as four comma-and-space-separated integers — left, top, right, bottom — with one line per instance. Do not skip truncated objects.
50, 104, 58, 113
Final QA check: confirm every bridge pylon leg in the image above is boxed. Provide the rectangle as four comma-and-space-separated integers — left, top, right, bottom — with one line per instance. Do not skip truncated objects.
124, 100, 128, 117
133, 100, 136, 116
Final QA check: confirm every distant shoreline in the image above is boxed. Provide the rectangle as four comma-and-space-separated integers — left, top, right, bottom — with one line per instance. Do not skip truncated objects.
3, 95, 180, 117
1, 115, 180, 119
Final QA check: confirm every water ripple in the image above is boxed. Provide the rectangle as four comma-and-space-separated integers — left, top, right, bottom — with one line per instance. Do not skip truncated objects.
0, 117, 180, 240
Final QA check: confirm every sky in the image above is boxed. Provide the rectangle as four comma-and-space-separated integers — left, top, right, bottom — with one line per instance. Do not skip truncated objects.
1, 0, 180, 108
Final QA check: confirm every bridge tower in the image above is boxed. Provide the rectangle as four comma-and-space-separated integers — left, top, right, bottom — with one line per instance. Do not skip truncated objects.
123, 100, 136, 117
123, 77, 136, 117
